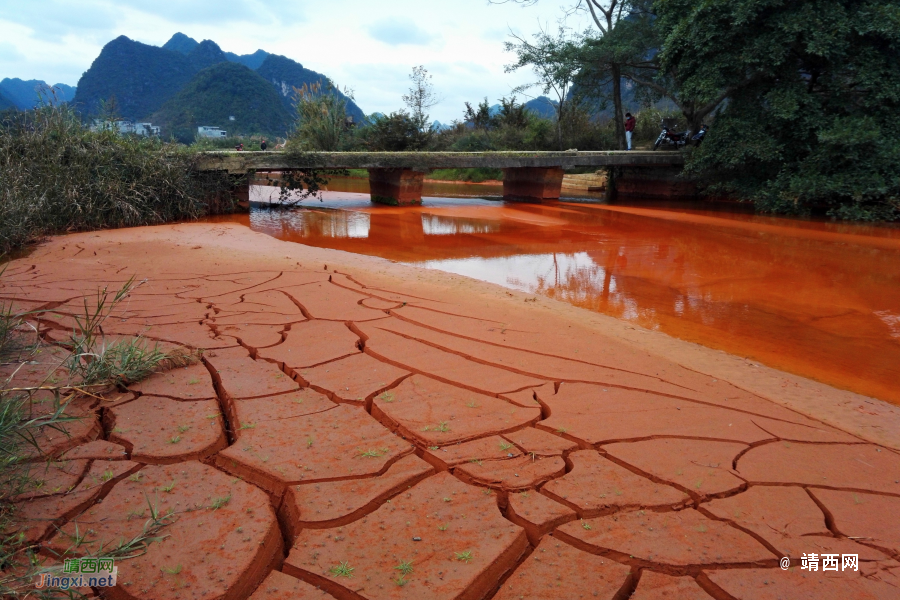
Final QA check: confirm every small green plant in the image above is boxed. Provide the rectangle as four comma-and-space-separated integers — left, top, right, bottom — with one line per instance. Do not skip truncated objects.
329, 561, 355, 578
358, 448, 386, 458
100, 468, 115, 482
128, 472, 144, 482
455, 551, 473, 563
394, 575, 408, 587
177, 424, 191, 433
161, 564, 182, 575
209, 494, 232, 510
394, 560, 414, 575
581, 520, 592, 531
239, 422, 256, 430
307, 437, 314, 448
161, 481, 176, 493
466, 400, 479, 408
499, 442, 514, 451
438, 524, 448, 531
168, 435, 181, 444
378, 391, 395, 403
436, 421, 450, 432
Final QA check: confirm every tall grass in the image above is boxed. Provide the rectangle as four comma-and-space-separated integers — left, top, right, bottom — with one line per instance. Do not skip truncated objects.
289, 82, 352, 151
0, 103, 237, 254
0, 278, 184, 597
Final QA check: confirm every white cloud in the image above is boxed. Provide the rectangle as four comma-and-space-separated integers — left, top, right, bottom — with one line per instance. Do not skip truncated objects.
0, 0, 595, 122
367, 18, 434, 46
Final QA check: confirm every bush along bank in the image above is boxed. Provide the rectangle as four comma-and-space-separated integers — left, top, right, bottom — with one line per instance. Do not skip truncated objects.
0, 104, 240, 254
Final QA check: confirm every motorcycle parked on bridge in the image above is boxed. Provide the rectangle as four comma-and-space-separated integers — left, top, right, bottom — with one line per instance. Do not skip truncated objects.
653, 124, 691, 150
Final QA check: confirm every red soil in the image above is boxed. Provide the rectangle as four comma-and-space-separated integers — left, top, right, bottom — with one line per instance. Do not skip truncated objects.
493, 536, 632, 600
5, 223, 899, 599
107, 395, 227, 463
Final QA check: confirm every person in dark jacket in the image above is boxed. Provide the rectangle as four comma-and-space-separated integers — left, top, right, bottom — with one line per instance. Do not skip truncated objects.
260, 139, 267, 151
624, 113, 636, 150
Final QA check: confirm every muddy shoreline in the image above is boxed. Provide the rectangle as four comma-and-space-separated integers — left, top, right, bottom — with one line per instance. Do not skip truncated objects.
5, 223, 899, 599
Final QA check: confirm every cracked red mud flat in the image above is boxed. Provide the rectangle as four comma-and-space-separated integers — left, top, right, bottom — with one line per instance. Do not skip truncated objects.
283, 472, 528, 600
422, 435, 523, 470
707, 566, 895, 599
362, 325, 546, 394
205, 347, 300, 399
737, 442, 900, 493
256, 320, 361, 370
630, 570, 711, 599
52, 461, 282, 600
704, 486, 887, 560
7, 224, 899, 600
107, 395, 227, 463
494, 536, 632, 599
127, 362, 218, 400
215, 404, 413, 496
604, 438, 749, 498
11, 460, 140, 544
809, 488, 900, 555
371, 374, 541, 445
214, 323, 285, 348
248, 570, 337, 599
229, 388, 337, 434
300, 352, 409, 404
280, 453, 435, 537
557, 508, 774, 566
454, 454, 565, 491
542, 450, 689, 517
506, 491, 576, 543
539, 382, 814, 446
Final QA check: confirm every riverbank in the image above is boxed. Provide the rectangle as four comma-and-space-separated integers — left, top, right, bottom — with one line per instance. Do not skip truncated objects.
5, 223, 899, 599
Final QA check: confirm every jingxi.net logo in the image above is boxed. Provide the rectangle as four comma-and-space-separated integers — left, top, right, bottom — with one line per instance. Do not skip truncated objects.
35, 557, 117, 590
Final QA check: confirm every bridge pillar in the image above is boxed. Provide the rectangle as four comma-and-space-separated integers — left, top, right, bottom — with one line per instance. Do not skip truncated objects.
368, 168, 424, 206
502, 167, 564, 203
614, 166, 697, 199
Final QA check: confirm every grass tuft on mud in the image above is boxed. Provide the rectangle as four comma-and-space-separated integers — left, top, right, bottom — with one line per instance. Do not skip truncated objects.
0, 103, 238, 254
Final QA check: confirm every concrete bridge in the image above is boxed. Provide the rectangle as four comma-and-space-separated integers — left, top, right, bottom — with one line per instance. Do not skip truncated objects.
196, 151, 687, 205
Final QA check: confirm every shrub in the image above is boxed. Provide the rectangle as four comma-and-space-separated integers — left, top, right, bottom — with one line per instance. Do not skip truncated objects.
0, 103, 236, 254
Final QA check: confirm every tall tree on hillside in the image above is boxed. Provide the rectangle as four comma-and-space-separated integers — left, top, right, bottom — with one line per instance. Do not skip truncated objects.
493, 0, 632, 149
504, 27, 583, 149
656, 0, 900, 220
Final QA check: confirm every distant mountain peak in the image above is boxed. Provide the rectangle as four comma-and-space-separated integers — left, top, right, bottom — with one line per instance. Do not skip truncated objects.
188, 39, 228, 71
163, 33, 199, 55
0, 78, 76, 109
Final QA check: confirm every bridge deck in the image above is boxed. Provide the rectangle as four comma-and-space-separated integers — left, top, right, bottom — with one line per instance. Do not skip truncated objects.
196, 150, 684, 174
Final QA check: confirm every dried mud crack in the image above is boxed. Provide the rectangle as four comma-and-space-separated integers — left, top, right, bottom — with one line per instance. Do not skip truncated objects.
4, 223, 899, 600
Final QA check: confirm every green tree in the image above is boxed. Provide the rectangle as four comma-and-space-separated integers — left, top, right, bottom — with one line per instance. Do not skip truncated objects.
463, 98, 493, 130
494, 0, 633, 148
505, 27, 584, 149
289, 81, 352, 151
402, 66, 440, 133
363, 112, 423, 151
656, 0, 900, 219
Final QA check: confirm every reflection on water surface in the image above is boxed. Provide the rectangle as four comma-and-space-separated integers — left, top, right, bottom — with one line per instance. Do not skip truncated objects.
211, 177, 900, 405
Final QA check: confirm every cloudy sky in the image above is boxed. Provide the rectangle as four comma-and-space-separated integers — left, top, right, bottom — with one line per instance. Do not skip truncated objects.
0, 0, 594, 122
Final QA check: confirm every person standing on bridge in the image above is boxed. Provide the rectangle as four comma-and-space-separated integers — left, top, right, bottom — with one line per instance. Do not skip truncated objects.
625, 113, 636, 150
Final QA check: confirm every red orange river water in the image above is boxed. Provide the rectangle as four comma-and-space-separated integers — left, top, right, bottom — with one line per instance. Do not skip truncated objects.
210, 177, 900, 405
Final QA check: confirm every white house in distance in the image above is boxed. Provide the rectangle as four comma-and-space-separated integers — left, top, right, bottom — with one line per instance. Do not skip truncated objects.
90, 120, 160, 136
198, 126, 227, 138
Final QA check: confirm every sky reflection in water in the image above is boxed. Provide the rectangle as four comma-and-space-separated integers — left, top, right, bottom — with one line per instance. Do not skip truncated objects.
229, 178, 900, 404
